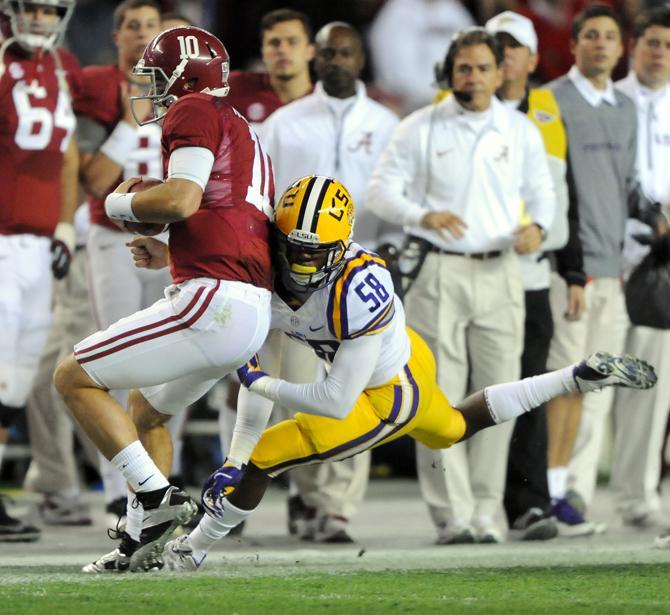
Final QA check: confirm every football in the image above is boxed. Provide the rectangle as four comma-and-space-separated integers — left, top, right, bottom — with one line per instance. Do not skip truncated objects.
123, 177, 169, 236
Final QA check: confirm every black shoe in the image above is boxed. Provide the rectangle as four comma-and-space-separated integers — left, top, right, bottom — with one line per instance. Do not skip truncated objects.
511, 507, 558, 541
105, 496, 128, 520
129, 485, 198, 572
0, 495, 40, 543
287, 494, 306, 535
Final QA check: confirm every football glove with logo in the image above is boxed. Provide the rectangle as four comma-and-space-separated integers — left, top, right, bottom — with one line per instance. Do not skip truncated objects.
236, 355, 270, 389
201, 460, 247, 518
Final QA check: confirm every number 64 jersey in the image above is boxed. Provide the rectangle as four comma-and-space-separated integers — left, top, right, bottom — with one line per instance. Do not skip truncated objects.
0, 47, 77, 236
271, 244, 411, 387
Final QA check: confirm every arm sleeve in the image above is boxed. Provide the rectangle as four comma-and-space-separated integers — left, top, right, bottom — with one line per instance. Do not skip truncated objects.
366, 117, 426, 228
163, 97, 223, 156
227, 330, 283, 465
252, 334, 384, 420
521, 120, 556, 233
553, 143, 587, 286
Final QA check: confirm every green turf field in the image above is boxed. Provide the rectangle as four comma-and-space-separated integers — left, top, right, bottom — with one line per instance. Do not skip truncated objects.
2, 564, 668, 614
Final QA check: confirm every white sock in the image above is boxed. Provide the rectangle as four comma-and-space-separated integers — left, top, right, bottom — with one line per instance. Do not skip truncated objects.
125, 487, 143, 541
0, 443, 6, 468
485, 365, 576, 423
110, 441, 169, 493
189, 500, 255, 559
547, 466, 568, 500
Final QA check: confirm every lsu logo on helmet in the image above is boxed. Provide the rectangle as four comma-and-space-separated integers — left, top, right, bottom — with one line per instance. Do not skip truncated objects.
274, 175, 355, 293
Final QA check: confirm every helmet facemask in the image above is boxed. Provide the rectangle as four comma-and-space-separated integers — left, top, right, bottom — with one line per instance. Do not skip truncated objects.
274, 227, 347, 295
4, 0, 74, 52
130, 58, 180, 126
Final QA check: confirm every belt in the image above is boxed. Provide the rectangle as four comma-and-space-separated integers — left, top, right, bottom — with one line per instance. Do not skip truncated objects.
419, 240, 503, 260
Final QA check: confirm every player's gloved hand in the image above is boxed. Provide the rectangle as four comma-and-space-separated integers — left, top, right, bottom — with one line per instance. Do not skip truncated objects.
201, 460, 247, 518
51, 222, 76, 280
236, 355, 270, 390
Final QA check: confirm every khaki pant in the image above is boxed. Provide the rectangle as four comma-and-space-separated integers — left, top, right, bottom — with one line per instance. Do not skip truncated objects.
24, 249, 98, 493
610, 325, 670, 518
547, 274, 629, 504
406, 251, 524, 529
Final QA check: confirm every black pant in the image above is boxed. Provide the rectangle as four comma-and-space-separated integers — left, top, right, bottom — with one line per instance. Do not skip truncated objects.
504, 288, 553, 523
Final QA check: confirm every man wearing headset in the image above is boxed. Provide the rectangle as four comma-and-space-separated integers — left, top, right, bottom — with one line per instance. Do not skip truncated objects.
367, 27, 556, 544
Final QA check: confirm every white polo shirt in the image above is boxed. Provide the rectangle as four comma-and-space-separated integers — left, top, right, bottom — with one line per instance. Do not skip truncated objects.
366, 95, 555, 253
616, 71, 670, 206
261, 81, 399, 248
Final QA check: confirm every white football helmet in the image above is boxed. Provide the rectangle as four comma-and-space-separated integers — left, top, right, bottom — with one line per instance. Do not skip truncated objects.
2, 0, 75, 51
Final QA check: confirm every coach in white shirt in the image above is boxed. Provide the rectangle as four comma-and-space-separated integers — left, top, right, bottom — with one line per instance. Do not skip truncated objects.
611, 6, 670, 531
262, 23, 398, 249
367, 28, 555, 544
260, 22, 400, 542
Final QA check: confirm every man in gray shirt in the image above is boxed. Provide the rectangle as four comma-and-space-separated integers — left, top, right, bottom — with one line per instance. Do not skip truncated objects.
545, 4, 658, 534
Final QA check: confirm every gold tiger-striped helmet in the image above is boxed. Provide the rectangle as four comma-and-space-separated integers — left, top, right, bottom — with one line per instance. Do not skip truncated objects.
274, 175, 355, 293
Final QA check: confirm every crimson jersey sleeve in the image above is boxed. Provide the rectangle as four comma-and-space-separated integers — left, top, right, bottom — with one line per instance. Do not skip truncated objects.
72, 65, 124, 127
162, 94, 224, 155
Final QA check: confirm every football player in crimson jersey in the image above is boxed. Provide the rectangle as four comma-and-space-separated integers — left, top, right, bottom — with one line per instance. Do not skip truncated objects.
121, 176, 657, 572
54, 25, 274, 573
72, 0, 181, 536
0, 0, 79, 542
226, 8, 314, 130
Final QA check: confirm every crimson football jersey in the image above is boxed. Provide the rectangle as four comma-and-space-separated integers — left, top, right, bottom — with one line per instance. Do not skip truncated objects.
162, 93, 273, 290
74, 65, 162, 231
226, 71, 288, 124
0, 46, 78, 236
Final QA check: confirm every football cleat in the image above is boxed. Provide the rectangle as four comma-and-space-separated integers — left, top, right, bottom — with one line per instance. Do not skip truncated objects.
82, 531, 142, 573
129, 486, 198, 572
572, 352, 657, 394
162, 535, 205, 572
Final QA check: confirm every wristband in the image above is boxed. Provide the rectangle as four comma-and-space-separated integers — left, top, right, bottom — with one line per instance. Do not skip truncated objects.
105, 192, 140, 222
53, 222, 76, 253
100, 121, 137, 166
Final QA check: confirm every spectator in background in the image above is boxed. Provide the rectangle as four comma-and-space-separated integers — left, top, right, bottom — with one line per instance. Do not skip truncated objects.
484, 10, 569, 542
367, 28, 555, 544
226, 8, 314, 131
368, 0, 474, 115
611, 6, 670, 533
544, 3, 660, 535
260, 21, 400, 542
0, 0, 78, 542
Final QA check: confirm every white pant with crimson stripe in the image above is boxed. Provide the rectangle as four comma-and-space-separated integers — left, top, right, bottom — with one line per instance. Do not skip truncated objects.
74, 278, 271, 409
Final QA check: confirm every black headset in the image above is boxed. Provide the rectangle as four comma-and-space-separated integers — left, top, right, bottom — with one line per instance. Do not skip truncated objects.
434, 27, 504, 89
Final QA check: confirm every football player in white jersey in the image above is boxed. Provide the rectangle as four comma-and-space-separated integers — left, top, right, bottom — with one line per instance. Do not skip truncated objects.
125, 175, 657, 571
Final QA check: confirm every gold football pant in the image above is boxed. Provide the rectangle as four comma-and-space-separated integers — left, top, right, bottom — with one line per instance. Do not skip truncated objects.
251, 329, 467, 476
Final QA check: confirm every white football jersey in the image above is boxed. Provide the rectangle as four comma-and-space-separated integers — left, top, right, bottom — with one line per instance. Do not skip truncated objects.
271, 243, 411, 387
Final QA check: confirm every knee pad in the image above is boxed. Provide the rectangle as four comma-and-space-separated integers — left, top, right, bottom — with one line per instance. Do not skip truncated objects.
0, 402, 23, 428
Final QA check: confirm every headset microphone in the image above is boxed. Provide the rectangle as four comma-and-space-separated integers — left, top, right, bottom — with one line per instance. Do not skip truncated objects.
452, 90, 473, 104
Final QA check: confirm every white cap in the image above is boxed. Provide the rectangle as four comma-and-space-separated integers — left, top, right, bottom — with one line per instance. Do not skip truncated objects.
485, 11, 538, 54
